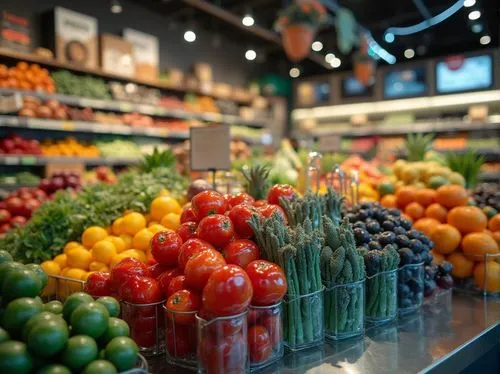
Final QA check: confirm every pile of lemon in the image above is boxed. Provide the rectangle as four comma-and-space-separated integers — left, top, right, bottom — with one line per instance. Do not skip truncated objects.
40, 191, 183, 297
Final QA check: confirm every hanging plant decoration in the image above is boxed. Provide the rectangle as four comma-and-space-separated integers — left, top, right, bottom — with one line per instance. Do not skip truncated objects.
353, 35, 376, 86
335, 7, 359, 55
274, 0, 328, 62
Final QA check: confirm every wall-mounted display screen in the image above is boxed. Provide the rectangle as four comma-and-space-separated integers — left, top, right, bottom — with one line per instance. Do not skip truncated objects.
297, 81, 330, 106
436, 55, 493, 94
384, 67, 427, 99
341, 76, 373, 99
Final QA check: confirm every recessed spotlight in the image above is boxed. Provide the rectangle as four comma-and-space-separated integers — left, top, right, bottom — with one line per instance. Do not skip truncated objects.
242, 14, 254, 27
479, 35, 491, 45
384, 32, 395, 43
245, 49, 257, 61
468, 10, 481, 20
110, 0, 122, 13
289, 68, 300, 78
331, 57, 341, 68
311, 41, 323, 52
464, 0, 476, 7
404, 48, 415, 59
325, 53, 335, 63
184, 30, 196, 42
471, 23, 483, 33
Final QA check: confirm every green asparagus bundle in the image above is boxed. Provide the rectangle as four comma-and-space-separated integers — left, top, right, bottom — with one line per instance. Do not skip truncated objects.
320, 217, 365, 336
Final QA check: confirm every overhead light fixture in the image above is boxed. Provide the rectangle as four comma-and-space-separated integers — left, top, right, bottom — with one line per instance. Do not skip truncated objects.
479, 35, 491, 45
325, 53, 335, 63
289, 68, 300, 78
471, 23, 483, 33
184, 30, 196, 43
468, 10, 481, 20
245, 49, 257, 61
404, 48, 415, 59
242, 14, 255, 27
464, 0, 476, 7
384, 32, 395, 43
331, 57, 341, 68
110, 0, 122, 13
311, 41, 323, 52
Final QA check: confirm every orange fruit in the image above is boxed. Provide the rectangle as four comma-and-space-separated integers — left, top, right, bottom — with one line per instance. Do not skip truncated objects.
493, 231, 500, 246
436, 185, 468, 209
92, 240, 117, 264
413, 217, 440, 237
66, 248, 93, 270
132, 228, 154, 252
447, 206, 488, 235
488, 214, 500, 232
430, 250, 445, 264
405, 202, 425, 220
473, 261, 500, 293
461, 232, 499, 259
447, 252, 474, 278
81, 226, 108, 249
396, 186, 418, 209
380, 194, 397, 208
150, 196, 182, 221
425, 203, 448, 223
415, 189, 437, 207
122, 212, 147, 236
430, 224, 462, 255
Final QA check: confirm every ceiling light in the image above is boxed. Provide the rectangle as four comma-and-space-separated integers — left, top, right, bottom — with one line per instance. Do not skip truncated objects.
404, 48, 415, 59
331, 58, 341, 68
325, 53, 335, 63
289, 68, 300, 78
468, 10, 481, 20
464, 0, 476, 7
384, 32, 395, 43
471, 23, 483, 33
184, 30, 196, 43
242, 14, 254, 27
479, 35, 491, 45
245, 49, 257, 61
110, 0, 122, 13
311, 41, 323, 52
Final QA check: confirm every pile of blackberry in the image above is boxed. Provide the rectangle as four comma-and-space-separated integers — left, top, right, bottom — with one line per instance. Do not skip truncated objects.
471, 183, 500, 212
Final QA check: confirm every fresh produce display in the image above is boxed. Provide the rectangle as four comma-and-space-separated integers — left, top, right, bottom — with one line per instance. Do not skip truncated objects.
83, 166, 118, 185
0, 187, 47, 234
41, 137, 100, 157
0, 134, 41, 155
0, 62, 54, 92
95, 138, 142, 158
52, 70, 111, 99
445, 149, 484, 189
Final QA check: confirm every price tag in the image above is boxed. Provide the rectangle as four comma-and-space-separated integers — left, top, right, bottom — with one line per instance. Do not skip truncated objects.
3, 156, 19, 165
20, 156, 37, 165
318, 134, 342, 152
61, 121, 76, 131
190, 124, 231, 171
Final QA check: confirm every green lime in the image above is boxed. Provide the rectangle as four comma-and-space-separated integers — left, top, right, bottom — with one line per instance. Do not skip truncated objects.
2, 268, 43, 301
44, 300, 63, 315
22, 311, 62, 341
71, 302, 109, 338
0, 262, 24, 288
27, 319, 69, 357
0, 340, 33, 373
96, 297, 120, 318
105, 337, 138, 372
82, 359, 118, 374
378, 181, 395, 196
37, 364, 72, 374
99, 317, 130, 345
483, 206, 498, 219
2, 297, 43, 337
0, 327, 9, 343
60, 335, 98, 371
0, 250, 13, 264
62, 292, 93, 321
25, 264, 48, 289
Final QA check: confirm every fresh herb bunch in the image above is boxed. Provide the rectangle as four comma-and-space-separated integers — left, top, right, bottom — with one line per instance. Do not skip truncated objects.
274, 0, 327, 32
446, 149, 484, 188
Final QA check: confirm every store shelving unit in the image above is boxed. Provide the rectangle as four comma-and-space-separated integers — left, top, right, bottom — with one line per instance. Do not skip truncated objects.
0, 155, 142, 166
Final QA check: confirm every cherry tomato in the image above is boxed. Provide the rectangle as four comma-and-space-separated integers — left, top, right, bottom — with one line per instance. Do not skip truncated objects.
192, 190, 227, 219
148, 262, 168, 279
84, 272, 111, 296
257, 204, 288, 224
177, 238, 215, 271
132, 314, 161, 348
253, 200, 268, 208
196, 214, 234, 248
248, 325, 272, 363
228, 192, 254, 208
167, 275, 186, 298
158, 268, 181, 296
198, 308, 244, 336
247, 308, 264, 325
119, 275, 163, 304
176, 222, 197, 242
165, 289, 201, 325
180, 207, 198, 224
151, 230, 183, 267
222, 240, 260, 269
199, 333, 246, 374
110, 257, 150, 291
228, 204, 261, 239
184, 249, 226, 292
267, 184, 295, 206
202, 265, 253, 316
245, 260, 287, 306
262, 314, 282, 346
166, 324, 195, 358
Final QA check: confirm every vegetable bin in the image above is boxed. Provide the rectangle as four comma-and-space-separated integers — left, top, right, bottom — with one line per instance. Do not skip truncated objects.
365, 268, 397, 324
163, 306, 197, 369
398, 262, 424, 314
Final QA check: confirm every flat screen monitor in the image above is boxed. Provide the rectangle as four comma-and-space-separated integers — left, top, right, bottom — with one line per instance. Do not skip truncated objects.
384, 67, 427, 99
341, 76, 373, 99
436, 54, 493, 94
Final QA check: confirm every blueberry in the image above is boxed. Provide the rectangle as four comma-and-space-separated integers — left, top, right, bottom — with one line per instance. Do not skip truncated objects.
400, 218, 412, 230
410, 239, 425, 255
353, 221, 367, 230
408, 229, 422, 240
412, 254, 422, 264
357, 246, 369, 257
438, 261, 453, 275
395, 235, 410, 248
413, 292, 424, 304
423, 252, 433, 265
360, 202, 372, 209
379, 231, 396, 245
356, 210, 369, 221
420, 235, 431, 245
353, 228, 371, 245
424, 279, 437, 297
398, 248, 415, 266
398, 283, 411, 299
345, 213, 357, 223
389, 208, 401, 217
366, 220, 381, 234
425, 264, 439, 280
382, 220, 396, 231
368, 241, 382, 251
393, 226, 407, 236
400, 298, 413, 309
409, 278, 424, 293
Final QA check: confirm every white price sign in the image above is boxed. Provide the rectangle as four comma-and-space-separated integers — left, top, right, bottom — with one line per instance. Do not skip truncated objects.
190, 125, 231, 171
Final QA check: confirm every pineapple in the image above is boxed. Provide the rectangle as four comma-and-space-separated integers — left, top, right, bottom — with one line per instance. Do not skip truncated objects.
139, 147, 176, 173
406, 133, 434, 162
446, 149, 484, 188
241, 165, 271, 200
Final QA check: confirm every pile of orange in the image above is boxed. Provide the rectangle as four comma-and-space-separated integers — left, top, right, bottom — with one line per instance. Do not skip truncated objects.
0, 62, 55, 93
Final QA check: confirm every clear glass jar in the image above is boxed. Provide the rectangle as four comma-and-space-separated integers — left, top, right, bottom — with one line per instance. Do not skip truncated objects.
282, 287, 324, 350
248, 302, 284, 369
324, 279, 364, 340
121, 300, 165, 356
398, 262, 424, 315
163, 306, 197, 369
453, 253, 500, 297
42, 274, 85, 302
196, 311, 249, 374
365, 268, 397, 324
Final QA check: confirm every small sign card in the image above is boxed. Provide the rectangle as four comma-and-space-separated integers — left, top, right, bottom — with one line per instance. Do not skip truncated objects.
318, 134, 341, 152
190, 124, 231, 171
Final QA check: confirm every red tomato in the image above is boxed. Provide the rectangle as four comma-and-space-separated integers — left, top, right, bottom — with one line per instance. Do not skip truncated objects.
253, 200, 268, 208
148, 262, 168, 279
132, 315, 159, 348
177, 238, 215, 271
151, 230, 183, 267
176, 222, 197, 242
248, 325, 272, 363
267, 184, 295, 206
147, 258, 158, 266
222, 240, 260, 269
84, 272, 111, 296
0, 209, 11, 224
262, 314, 282, 346
180, 207, 198, 224
119, 275, 163, 304
199, 333, 246, 374
184, 249, 226, 292
196, 214, 234, 248
228, 204, 261, 239
257, 204, 288, 224
110, 257, 150, 291
167, 275, 186, 298
202, 265, 253, 316
192, 190, 227, 219
158, 268, 181, 296
166, 324, 195, 358
245, 260, 287, 306
165, 289, 201, 325
228, 192, 254, 208
247, 308, 264, 325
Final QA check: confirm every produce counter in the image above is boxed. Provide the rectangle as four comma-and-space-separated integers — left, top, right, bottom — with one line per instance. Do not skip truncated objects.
148, 292, 500, 373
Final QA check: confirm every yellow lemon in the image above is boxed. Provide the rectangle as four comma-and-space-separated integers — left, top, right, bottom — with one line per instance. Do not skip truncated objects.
53, 254, 68, 269
64, 268, 86, 294
121, 249, 146, 263
81, 226, 108, 249
160, 213, 180, 231
92, 240, 117, 264
122, 212, 147, 236
132, 229, 154, 252
148, 221, 159, 227
66, 248, 93, 270
120, 235, 132, 250
112, 217, 125, 235
89, 261, 108, 272
60, 267, 70, 276
148, 224, 167, 234
105, 236, 126, 253
40, 260, 61, 276
64, 241, 81, 254
110, 253, 131, 268
150, 196, 182, 221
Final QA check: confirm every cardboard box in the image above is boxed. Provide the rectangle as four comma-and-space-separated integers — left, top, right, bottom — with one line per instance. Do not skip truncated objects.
123, 28, 159, 81
1, 10, 32, 53
100, 34, 134, 77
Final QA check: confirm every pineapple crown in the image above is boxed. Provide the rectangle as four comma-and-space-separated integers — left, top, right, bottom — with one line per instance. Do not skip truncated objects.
139, 147, 176, 173
241, 164, 271, 200
446, 149, 484, 189
406, 133, 434, 162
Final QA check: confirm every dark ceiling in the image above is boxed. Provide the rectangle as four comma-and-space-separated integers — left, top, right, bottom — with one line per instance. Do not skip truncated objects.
135, 0, 499, 76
